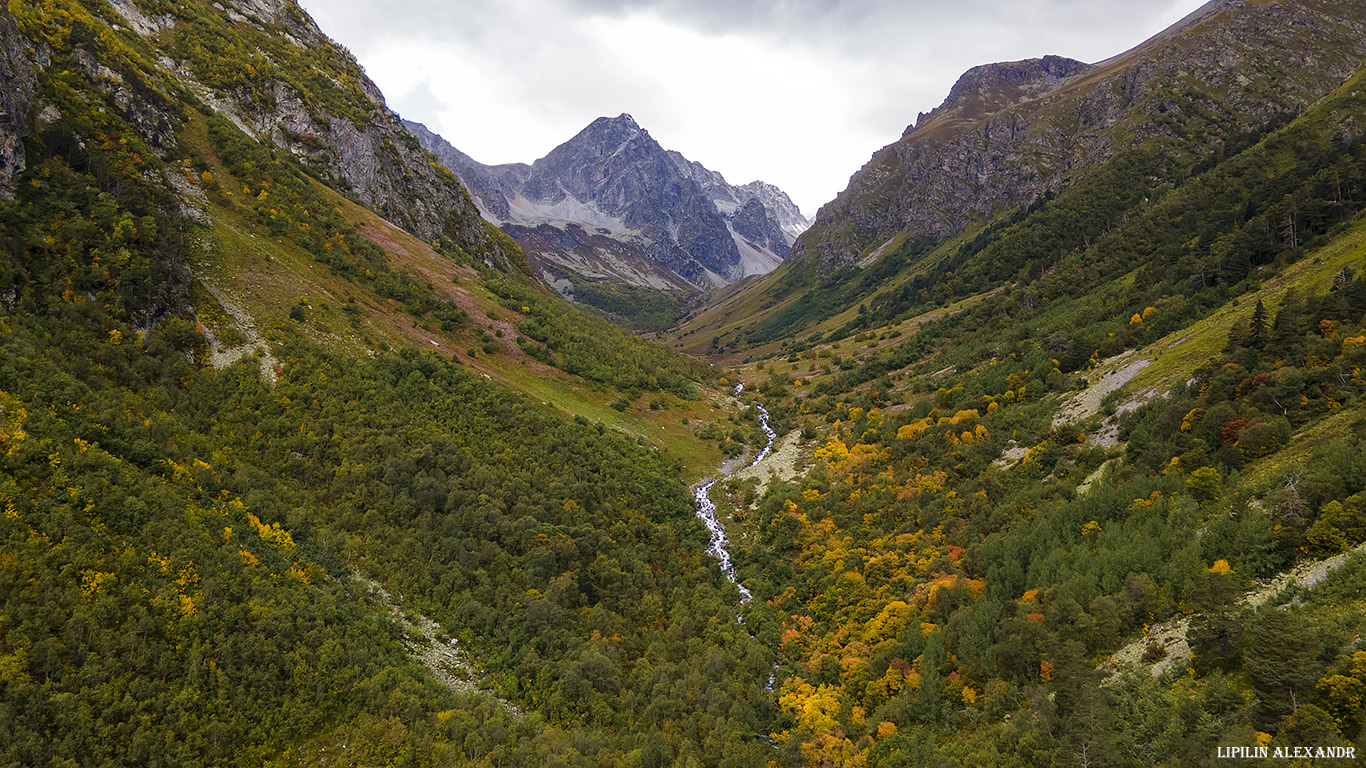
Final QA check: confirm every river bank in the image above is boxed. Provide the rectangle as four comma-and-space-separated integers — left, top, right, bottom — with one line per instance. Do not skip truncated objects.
692, 401, 776, 603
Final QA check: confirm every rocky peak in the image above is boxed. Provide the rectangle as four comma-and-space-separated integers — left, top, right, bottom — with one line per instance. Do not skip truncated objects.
910, 55, 1092, 132
598, 112, 641, 133
410, 114, 809, 290
736, 180, 811, 243
582, 113, 643, 150
557, 113, 646, 165
521, 113, 664, 205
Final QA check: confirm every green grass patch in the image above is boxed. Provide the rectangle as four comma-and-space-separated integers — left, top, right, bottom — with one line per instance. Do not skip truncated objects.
1238, 401, 1366, 493
1130, 217, 1366, 394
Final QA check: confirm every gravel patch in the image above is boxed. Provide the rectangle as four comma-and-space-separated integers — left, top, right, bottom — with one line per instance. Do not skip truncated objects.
730, 430, 806, 497
197, 277, 278, 382
357, 573, 523, 717
1053, 353, 1150, 428
992, 443, 1030, 469
1103, 616, 1192, 682
1243, 540, 1366, 611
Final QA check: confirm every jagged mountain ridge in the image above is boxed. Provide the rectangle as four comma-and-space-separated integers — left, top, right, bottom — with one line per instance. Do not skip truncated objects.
406, 115, 810, 293
674, 0, 1366, 357
667, 150, 805, 276
792, 0, 1366, 267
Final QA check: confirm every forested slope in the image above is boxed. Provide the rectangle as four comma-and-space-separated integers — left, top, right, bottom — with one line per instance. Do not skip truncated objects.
0, 0, 773, 765
0, 309, 777, 765
702, 60, 1366, 768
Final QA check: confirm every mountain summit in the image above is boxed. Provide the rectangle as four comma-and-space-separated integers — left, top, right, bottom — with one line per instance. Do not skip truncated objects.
407, 115, 810, 293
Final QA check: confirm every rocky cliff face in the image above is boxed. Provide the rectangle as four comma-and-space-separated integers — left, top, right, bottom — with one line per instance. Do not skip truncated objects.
907, 55, 1094, 132
69, 0, 519, 270
408, 115, 809, 291
228, 1, 513, 267
0, 10, 36, 199
405, 120, 515, 223
668, 151, 811, 274
795, 0, 1366, 266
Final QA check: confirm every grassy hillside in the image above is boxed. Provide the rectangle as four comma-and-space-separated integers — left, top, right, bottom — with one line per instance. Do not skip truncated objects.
174, 110, 728, 478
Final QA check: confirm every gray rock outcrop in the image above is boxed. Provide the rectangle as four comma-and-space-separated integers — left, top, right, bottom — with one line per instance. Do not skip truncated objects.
90, 0, 520, 268
0, 9, 36, 199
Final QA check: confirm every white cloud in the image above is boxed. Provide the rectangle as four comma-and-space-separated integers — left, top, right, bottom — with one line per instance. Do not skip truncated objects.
299, 0, 1211, 214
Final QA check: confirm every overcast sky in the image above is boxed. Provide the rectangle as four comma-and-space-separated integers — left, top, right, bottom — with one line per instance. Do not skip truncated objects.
297, 0, 1212, 216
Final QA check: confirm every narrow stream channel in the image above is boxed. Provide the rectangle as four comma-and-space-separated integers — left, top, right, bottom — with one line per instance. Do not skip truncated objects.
693, 391, 776, 604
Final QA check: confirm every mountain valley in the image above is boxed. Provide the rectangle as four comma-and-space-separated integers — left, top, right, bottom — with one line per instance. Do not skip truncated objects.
1, 0, 1365, 766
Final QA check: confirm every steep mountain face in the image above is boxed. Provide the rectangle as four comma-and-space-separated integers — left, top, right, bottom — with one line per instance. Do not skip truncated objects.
405, 119, 514, 223
794, 0, 1366, 266
407, 115, 810, 292
668, 150, 811, 275
736, 179, 811, 244
0, 11, 35, 199
90, 0, 518, 269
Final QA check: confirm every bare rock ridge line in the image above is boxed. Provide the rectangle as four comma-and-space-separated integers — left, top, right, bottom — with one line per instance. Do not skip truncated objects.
96, 0, 520, 272
405, 116, 811, 293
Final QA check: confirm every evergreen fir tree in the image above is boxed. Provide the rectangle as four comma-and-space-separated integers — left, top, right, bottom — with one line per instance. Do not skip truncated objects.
1250, 298, 1269, 350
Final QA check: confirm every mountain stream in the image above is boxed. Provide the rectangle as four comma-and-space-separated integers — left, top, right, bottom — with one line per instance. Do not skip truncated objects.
692, 389, 776, 604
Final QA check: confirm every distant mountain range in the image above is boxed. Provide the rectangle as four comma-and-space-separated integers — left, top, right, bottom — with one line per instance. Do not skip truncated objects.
406, 115, 810, 293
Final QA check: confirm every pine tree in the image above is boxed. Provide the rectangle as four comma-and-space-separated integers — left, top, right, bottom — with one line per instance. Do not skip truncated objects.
912, 631, 945, 723
1249, 298, 1269, 350
1271, 288, 1305, 357
1246, 611, 1324, 730
1188, 570, 1244, 674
